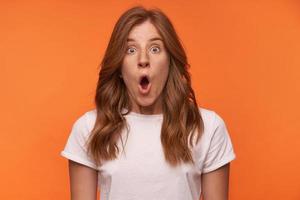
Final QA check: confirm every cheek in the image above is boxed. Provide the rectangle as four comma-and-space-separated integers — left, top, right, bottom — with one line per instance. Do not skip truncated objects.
153, 57, 169, 82
121, 59, 135, 79
121, 62, 138, 94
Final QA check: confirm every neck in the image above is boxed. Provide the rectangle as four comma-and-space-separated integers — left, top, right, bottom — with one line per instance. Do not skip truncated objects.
131, 96, 163, 115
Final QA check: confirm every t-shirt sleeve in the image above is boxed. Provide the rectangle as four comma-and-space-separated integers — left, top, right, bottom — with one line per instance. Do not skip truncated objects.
60, 112, 98, 170
202, 111, 236, 173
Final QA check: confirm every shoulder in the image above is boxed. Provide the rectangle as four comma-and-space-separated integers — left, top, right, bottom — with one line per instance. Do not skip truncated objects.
197, 106, 228, 140
84, 108, 97, 125
198, 106, 223, 129
198, 106, 215, 122
197, 107, 236, 173
75, 107, 225, 133
71, 108, 97, 137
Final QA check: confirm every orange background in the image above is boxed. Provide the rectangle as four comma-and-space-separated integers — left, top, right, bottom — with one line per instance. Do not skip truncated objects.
1, 0, 299, 199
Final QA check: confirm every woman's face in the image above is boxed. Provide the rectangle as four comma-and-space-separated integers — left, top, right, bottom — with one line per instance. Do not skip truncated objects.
121, 20, 170, 114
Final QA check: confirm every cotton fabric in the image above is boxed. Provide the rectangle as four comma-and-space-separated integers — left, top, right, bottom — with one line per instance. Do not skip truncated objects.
60, 107, 236, 200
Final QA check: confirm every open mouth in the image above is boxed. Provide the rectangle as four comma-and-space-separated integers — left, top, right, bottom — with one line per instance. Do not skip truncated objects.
139, 75, 150, 89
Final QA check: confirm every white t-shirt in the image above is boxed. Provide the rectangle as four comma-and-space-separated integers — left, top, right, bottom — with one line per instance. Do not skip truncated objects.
60, 107, 236, 200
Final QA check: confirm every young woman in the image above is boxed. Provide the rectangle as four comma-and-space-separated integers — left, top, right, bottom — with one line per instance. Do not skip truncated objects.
61, 6, 236, 200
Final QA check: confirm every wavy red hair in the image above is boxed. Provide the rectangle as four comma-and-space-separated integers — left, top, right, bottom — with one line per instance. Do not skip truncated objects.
86, 6, 204, 167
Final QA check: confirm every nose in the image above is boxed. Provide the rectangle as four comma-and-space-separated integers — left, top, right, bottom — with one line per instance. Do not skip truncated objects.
138, 50, 149, 68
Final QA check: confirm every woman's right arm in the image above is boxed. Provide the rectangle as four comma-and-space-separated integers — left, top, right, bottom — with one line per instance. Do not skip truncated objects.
68, 160, 98, 200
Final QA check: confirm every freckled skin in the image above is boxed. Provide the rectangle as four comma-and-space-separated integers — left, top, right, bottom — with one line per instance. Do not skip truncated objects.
121, 20, 170, 115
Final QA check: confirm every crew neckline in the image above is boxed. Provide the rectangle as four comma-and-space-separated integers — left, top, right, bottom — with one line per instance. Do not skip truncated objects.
122, 108, 163, 119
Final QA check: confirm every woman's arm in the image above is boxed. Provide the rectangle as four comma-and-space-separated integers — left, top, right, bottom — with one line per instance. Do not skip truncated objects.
201, 163, 230, 200
68, 160, 98, 200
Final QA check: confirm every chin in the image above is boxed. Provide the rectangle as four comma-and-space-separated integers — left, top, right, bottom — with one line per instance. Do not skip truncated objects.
136, 97, 157, 107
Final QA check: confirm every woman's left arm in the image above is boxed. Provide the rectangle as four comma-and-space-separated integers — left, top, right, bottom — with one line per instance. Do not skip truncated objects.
201, 163, 230, 200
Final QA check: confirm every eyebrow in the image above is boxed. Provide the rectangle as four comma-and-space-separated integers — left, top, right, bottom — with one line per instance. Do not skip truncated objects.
126, 37, 163, 42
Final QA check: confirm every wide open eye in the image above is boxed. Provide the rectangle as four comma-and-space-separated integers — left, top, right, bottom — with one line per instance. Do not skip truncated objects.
150, 46, 160, 53
126, 47, 136, 54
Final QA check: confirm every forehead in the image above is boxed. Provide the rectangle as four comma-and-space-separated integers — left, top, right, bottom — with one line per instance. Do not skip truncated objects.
127, 20, 163, 43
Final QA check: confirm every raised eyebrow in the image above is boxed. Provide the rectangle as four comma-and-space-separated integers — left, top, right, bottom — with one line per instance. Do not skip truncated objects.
126, 37, 163, 43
